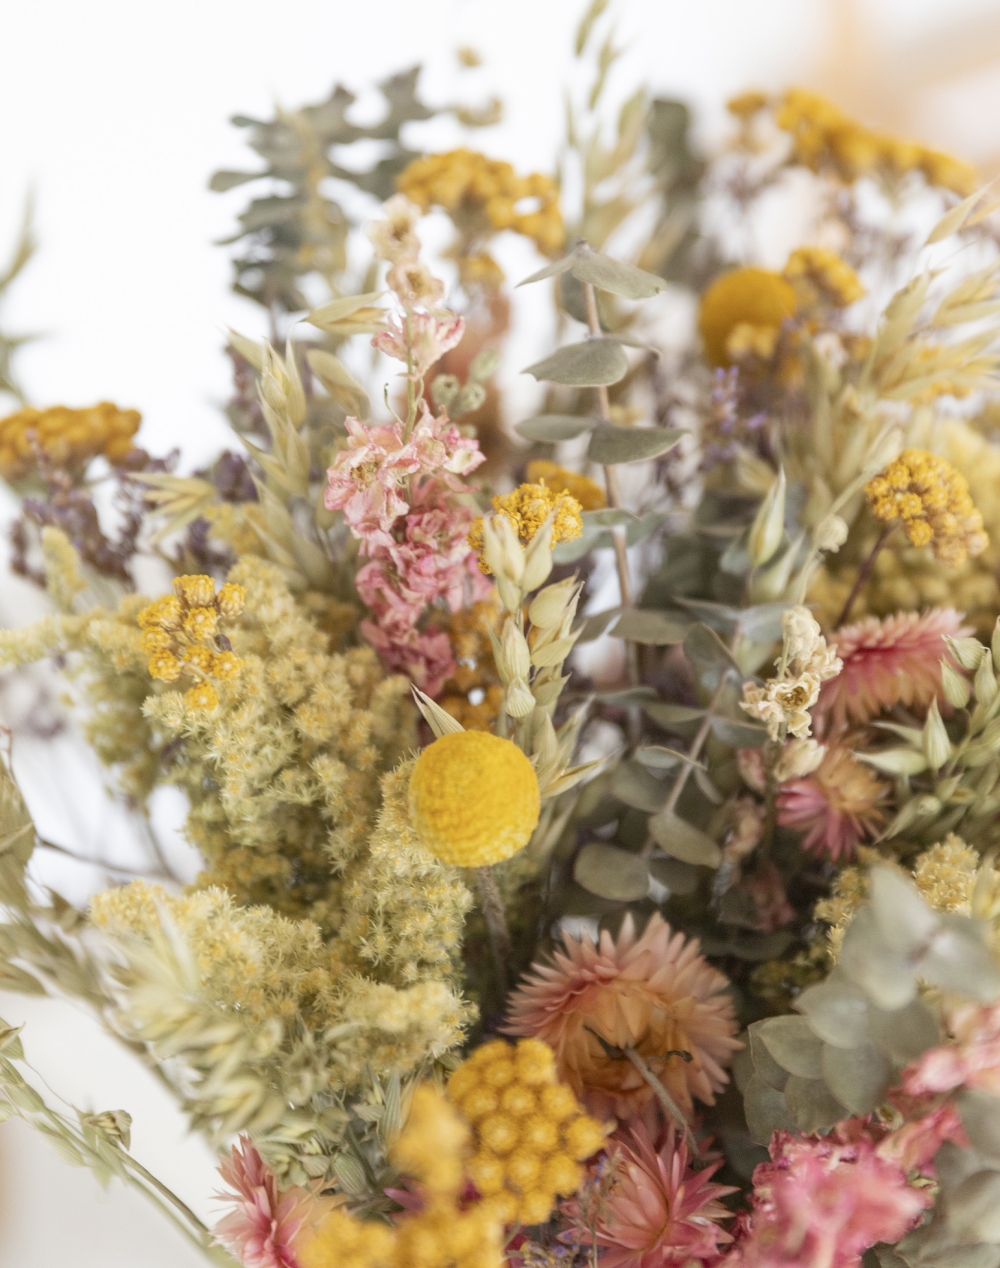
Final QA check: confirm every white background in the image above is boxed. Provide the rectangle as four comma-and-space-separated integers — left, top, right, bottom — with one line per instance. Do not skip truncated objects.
1, 1, 999, 1263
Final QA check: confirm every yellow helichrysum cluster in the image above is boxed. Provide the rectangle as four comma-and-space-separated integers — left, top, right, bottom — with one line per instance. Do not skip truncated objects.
408, 730, 540, 867
0, 402, 141, 480
467, 482, 583, 574
770, 88, 977, 196
299, 1084, 503, 1268
448, 1038, 606, 1227
525, 460, 606, 512
865, 448, 989, 567
137, 574, 246, 712
782, 245, 864, 310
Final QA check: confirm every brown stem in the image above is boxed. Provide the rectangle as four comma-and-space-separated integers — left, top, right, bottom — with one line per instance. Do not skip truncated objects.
476, 866, 512, 1003
621, 1045, 700, 1158
834, 523, 894, 628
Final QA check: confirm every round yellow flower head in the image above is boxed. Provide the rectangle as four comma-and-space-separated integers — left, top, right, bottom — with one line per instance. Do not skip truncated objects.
697, 266, 797, 368
467, 482, 583, 575
783, 246, 864, 310
409, 731, 540, 866
525, 460, 606, 511
865, 448, 989, 567
449, 1038, 606, 1228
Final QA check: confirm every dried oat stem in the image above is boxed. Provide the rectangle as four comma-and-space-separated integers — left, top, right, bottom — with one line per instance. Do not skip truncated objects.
476, 865, 512, 1000
834, 522, 895, 628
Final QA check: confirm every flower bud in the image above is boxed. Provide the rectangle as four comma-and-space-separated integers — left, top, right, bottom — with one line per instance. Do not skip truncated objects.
528, 577, 579, 631
813, 514, 848, 553
923, 698, 952, 771
946, 636, 985, 671
521, 515, 555, 594
773, 737, 826, 782
747, 467, 786, 567
940, 660, 971, 709
977, 647, 999, 706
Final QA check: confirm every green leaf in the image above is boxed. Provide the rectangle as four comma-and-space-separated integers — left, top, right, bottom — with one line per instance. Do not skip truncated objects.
610, 760, 668, 813
587, 424, 683, 465
683, 623, 741, 675
574, 843, 650, 901
647, 809, 721, 867
821, 1041, 891, 1116
748, 1029, 789, 1091
944, 1170, 1000, 1245
840, 908, 917, 1011
570, 250, 669, 299
957, 1089, 1000, 1161
514, 414, 597, 442
644, 702, 705, 727
591, 685, 660, 706
784, 1075, 847, 1134
738, 603, 795, 643
710, 716, 768, 748
575, 607, 623, 643
921, 916, 1000, 1000
523, 338, 628, 387
648, 855, 699, 895
743, 1074, 796, 1146
866, 998, 940, 1063
755, 1016, 824, 1079
208, 169, 263, 192
869, 867, 939, 956
635, 745, 697, 771
611, 610, 689, 644
517, 256, 575, 287
795, 971, 871, 1048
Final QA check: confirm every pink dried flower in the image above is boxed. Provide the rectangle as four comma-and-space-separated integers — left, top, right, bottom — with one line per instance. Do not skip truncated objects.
565, 1124, 735, 1267
504, 913, 741, 1123
877, 1099, 967, 1173
816, 608, 969, 732
213, 1137, 322, 1268
360, 620, 457, 696
726, 1126, 931, 1268
903, 1000, 1000, 1097
373, 310, 466, 377
777, 746, 887, 861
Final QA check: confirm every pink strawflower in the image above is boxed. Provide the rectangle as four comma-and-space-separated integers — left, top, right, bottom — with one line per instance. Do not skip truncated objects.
504, 913, 741, 1123
213, 1137, 323, 1268
777, 746, 887, 861
565, 1124, 735, 1267
373, 310, 466, 377
726, 1126, 931, 1268
361, 621, 457, 696
877, 1098, 967, 1173
816, 608, 969, 732
903, 1000, 1000, 1097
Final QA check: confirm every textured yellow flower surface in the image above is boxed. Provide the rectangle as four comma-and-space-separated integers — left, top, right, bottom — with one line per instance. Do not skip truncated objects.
468, 481, 583, 573
697, 266, 797, 367
865, 448, 988, 566
408, 730, 540, 866
525, 459, 606, 511
0, 401, 141, 479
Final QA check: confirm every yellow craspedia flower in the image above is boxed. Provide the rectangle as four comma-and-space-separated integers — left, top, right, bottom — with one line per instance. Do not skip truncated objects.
0, 401, 141, 480
783, 246, 864, 309
448, 1038, 606, 1228
408, 730, 540, 866
525, 459, 606, 511
697, 266, 797, 368
865, 448, 989, 567
467, 481, 583, 574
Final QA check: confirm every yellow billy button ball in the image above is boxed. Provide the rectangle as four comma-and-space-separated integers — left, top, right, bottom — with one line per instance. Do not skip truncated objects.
408, 730, 540, 867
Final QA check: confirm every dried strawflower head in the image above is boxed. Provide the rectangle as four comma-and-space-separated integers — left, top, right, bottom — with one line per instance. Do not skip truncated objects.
783, 245, 864, 309
0, 401, 141, 479
696, 266, 797, 368
447, 1038, 606, 1228
525, 459, 606, 511
777, 745, 888, 861
563, 1123, 735, 1267
505, 913, 741, 1122
468, 482, 583, 574
865, 448, 988, 566
816, 608, 969, 730
137, 573, 245, 712
368, 193, 421, 264
408, 730, 540, 866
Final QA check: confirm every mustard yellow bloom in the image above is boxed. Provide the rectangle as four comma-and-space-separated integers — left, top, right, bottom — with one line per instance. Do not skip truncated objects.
408, 730, 540, 866
525, 459, 606, 511
697, 267, 797, 368
468, 482, 583, 574
783, 246, 864, 309
865, 448, 988, 567
0, 402, 141, 480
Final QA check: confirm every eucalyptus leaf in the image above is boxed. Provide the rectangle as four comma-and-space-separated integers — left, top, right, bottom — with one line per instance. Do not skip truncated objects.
683, 623, 741, 675
710, 716, 768, 748
945, 1171, 1000, 1245
748, 1028, 790, 1092
957, 1090, 1000, 1162
514, 414, 598, 442
784, 1075, 847, 1134
610, 760, 668, 813
867, 997, 940, 1063
636, 745, 699, 771
647, 809, 721, 867
587, 424, 683, 465
795, 971, 871, 1048
738, 603, 794, 642
575, 607, 623, 643
743, 1074, 796, 1146
644, 702, 705, 728
840, 907, 917, 1010
922, 916, 1000, 1001
517, 255, 575, 286
574, 843, 650, 902
611, 610, 689, 644
755, 1016, 824, 1079
591, 686, 660, 706
869, 866, 939, 956
821, 1041, 892, 1115
523, 338, 628, 387
648, 855, 700, 895
570, 250, 669, 299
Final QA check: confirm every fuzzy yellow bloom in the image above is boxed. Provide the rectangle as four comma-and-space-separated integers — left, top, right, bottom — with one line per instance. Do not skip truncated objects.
468, 482, 583, 574
448, 1038, 606, 1228
783, 246, 864, 309
865, 448, 988, 566
0, 401, 141, 480
697, 267, 797, 368
408, 730, 540, 866
525, 460, 606, 511
183, 681, 219, 712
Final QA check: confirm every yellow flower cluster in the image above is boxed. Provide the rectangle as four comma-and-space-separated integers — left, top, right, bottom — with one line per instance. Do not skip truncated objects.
865, 448, 988, 567
525, 459, 606, 511
774, 88, 977, 195
468, 482, 583, 574
0, 401, 141, 480
300, 1084, 503, 1268
782, 245, 864, 310
448, 1038, 606, 1227
697, 266, 797, 368
137, 575, 246, 712
439, 598, 505, 731
398, 148, 564, 258
408, 731, 540, 867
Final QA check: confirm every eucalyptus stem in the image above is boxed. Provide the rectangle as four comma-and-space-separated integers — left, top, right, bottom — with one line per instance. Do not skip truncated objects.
476, 866, 512, 1003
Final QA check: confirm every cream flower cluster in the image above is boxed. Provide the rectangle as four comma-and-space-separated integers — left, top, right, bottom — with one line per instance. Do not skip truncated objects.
741, 606, 842, 740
